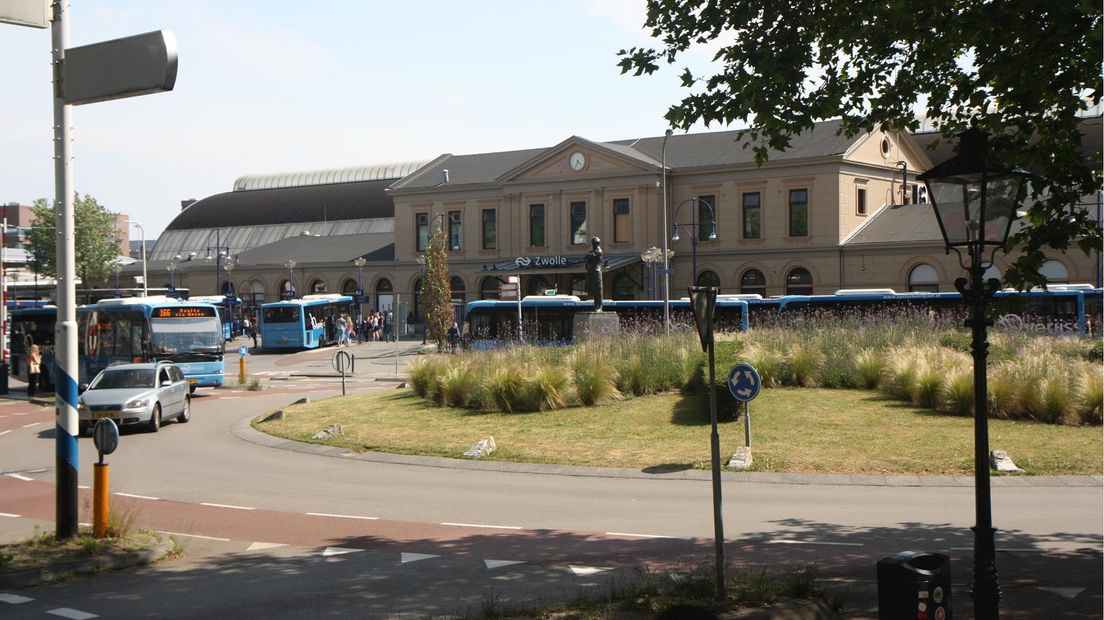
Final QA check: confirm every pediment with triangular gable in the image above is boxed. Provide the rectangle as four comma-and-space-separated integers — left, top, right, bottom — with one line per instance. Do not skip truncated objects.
844, 127, 934, 173
496, 136, 661, 184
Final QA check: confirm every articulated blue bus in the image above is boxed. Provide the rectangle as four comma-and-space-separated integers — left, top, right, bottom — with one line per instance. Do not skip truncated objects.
259, 294, 354, 350
77, 296, 226, 390
464, 295, 750, 349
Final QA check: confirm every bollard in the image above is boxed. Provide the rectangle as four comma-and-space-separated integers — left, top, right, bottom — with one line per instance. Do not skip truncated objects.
93, 462, 109, 537
239, 355, 247, 384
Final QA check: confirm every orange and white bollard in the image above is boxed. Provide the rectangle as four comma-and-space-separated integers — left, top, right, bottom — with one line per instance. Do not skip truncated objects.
93, 462, 109, 537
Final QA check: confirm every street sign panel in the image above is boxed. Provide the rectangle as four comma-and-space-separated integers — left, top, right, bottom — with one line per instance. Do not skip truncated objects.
63, 30, 178, 105
92, 418, 119, 457
688, 286, 718, 352
0, 0, 50, 28
332, 349, 354, 374
727, 363, 761, 402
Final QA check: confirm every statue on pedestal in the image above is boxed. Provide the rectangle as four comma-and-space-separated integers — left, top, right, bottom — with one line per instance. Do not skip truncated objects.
584, 236, 604, 311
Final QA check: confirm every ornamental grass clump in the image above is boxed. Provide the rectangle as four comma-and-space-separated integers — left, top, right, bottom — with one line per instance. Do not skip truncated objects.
880, 348, 918, 402
521, 363, 573, 411
789, 345, 823, 388
853, 349, 885, 389
479, 365, 526, 412
742, 342, 790, 387
439, 362, 479, 408
571, 347, 621, 406
940, 365, 974, 415
409, 357, 447, 399
1073, 363, 1103, 424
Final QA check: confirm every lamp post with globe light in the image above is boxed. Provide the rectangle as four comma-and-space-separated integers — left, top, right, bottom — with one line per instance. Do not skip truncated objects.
918, 128, 1027, 620
671, 197, 718, 286
284, 259, 297, 299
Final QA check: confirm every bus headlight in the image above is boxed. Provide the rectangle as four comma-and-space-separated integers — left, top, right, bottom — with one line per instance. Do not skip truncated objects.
124, 398, 149, 410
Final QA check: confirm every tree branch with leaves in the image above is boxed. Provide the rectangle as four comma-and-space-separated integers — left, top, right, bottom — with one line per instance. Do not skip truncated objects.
420, 216, 453, 349
618, 0, 1102, 288
26, 193, 122, 287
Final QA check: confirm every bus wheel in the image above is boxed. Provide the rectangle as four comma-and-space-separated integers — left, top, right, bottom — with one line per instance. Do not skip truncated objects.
147, 404, 161, 433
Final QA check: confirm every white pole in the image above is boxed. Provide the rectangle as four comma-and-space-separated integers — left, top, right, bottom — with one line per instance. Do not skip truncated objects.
661, 129, 672, 335
394, 294, 399, 376
1, 211, 6, 364
52, 0, 79, 540
127, 220, 147, 297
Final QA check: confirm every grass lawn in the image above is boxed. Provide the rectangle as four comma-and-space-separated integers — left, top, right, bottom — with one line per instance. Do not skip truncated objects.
254, 387, 1102, 475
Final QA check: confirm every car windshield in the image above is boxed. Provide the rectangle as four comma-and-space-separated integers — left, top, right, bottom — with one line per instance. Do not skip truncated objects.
90, 368, 155, 390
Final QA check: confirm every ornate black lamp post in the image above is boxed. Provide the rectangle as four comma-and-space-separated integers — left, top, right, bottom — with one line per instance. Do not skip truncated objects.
284, 259, 297, 299
671, 196, 717, 285
918, 128, 1026, 620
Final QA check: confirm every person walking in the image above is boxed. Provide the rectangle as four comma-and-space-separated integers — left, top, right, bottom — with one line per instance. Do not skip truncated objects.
26, 344, 42, 397
336, 313, 349, 347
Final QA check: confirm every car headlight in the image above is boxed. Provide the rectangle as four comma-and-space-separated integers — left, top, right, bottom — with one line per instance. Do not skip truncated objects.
124, 398, 149, 410
78, 401, 88, 414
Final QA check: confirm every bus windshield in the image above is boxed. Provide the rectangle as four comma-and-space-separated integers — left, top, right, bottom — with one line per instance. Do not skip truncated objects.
150, 316, 224, 358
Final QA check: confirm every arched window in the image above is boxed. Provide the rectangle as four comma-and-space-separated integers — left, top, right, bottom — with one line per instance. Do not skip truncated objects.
242, 280, 265, 306
612, 274, 636, 300
375, 278, 393, 293
309, 279, 327, 294
696, 270, 721, 289
785, 267, 813, 295
740, 269, 766, 296
908, 264, 939, 292
221, 279, 235, 296
1039, 260, 1069, 283
341, 279, 358, 295
375, 278, 393, 312
450, 277, 466, 304
413, 277, 423, 318
480, 277, 500, 300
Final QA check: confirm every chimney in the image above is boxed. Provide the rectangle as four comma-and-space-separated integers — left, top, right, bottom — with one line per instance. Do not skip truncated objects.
181, 199, 197, 210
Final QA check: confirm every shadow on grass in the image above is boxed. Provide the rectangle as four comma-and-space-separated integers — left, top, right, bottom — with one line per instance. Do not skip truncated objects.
641, 463, 695, 474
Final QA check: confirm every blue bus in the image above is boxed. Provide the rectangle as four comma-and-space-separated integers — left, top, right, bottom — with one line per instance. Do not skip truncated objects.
464, 295, 750, 349
10, 307, 58, 389
76, 296, 226, 390
189, 295, 242, 340
259, 294, 354, 350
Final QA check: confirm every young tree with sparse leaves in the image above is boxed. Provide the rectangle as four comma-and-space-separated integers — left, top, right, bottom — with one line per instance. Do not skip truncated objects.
618, 0, 1101, 288
420, 217, 453, 349
26, 193, 122, 288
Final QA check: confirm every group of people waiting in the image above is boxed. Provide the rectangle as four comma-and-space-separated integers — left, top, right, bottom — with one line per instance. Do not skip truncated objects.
324, 310, 396, 346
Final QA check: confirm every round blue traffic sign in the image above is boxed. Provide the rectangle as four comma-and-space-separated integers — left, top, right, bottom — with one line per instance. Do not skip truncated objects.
727, 363, 761, 402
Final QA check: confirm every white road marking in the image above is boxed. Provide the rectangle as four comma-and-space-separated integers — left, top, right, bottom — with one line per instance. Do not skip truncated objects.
570, 565, 612, 577
605, 531, 682, 539
322, 546, 363, 557
6, 473, 33, 481
401, 552, 439, 563
200, 502, 254, 510
157, 531, 231, 541
0, 512, 21, 518
78, 485, 90, 490
484, 559, 524, 570
0, 430, 11, 436
46, 608, 98, 619
22, 422, 40, 428
114, 492, 160, 500
218, 396, 243, 400
767, 539, 863, 547
1036, 586, 1084, 599
306, 512, 378, 520
441, 522, 522, 530
245, 542, 288, 551
0, 593, 34, 604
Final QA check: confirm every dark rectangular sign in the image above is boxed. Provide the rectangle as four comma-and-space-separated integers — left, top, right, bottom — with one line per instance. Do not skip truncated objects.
63, 30, 178, 105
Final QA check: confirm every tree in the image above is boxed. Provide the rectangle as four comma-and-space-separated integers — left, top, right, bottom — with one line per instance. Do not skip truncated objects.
26, 193, 122, 287
420, 217, 453, 350
618, 0, 1102, 288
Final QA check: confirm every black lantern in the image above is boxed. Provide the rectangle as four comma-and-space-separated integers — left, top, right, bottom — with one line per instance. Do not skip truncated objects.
918, 128, 1027, 620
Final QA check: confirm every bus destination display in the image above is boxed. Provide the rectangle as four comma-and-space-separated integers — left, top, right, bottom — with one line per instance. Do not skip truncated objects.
153, 307, 216, 319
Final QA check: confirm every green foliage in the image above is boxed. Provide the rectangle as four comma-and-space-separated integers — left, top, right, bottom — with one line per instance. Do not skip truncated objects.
1074, 363, 1103, 424
790, 345, 823, 388
479, 365, 526, 412
440, 362, 478, 407
27, 194, 123, 287
522, 364, 572, 411
420, 217, 453, 349
618, 1, 1102, 288
940, 367, 974, 416
572, 348, 621, 406
408, 358, 444, 399
853, 349, 885, 390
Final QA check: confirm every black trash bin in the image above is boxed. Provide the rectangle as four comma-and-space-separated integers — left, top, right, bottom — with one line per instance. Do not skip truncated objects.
877, 551, 951, 620
0, 361, 8, 395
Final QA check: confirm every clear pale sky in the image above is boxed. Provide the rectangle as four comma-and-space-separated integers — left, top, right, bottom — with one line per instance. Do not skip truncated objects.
1, 1, 724, 238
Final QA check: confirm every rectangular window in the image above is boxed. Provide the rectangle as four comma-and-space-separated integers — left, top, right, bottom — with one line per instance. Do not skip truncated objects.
481, 208, 496, 250
570, 201, 587, 245
415, 212, 429, 252
448, 210, 461, 250
529, 203, 545, 247
612, 198, 630, 243
788, 188, 808, 237
697, 195, 716, 240
742, 192, 761, 239
856, 187, 867, 215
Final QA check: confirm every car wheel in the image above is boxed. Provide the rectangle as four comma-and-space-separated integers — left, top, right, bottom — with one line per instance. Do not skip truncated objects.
178, 397, 191, 423
189, 385, 196, 395
147, 403, 161, 433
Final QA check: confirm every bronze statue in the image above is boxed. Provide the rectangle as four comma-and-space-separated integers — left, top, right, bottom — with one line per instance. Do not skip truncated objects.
584, 236, 604, 311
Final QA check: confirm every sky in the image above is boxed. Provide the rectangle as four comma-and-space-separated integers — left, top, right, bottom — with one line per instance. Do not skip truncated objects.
1, 0, 725, 239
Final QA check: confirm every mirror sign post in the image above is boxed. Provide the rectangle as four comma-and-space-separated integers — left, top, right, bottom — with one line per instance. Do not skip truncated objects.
91, 418, 119, 538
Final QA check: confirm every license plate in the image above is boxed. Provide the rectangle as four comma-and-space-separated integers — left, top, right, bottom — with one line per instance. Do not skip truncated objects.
93, 412, 117, 420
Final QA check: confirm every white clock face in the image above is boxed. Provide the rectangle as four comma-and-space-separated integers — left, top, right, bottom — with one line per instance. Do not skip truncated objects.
569, 151, 586, 171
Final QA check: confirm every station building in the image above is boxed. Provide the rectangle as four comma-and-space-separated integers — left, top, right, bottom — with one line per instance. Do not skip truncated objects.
139, 118, 1102, 318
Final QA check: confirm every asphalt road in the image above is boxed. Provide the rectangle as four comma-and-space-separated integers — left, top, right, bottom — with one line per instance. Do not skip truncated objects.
1, 338, 1101, 618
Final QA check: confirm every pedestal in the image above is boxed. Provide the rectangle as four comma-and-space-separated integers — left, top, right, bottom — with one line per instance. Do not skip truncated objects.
572, 311, 620, 342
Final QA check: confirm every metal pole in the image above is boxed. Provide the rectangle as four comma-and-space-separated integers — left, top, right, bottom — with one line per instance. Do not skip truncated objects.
707, 338, 725, 597
394, 294, 400, 376
127, 221, 147, 297
661, 129, 672, 334
52, 0, 79, 540
691, 197, 698, 286
1, 209, 7, 363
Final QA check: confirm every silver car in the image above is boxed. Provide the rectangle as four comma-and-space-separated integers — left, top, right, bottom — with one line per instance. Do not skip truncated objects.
78, 362, 191, 434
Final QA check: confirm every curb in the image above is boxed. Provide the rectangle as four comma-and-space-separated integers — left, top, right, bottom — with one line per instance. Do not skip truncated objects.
0, 537, 173, 588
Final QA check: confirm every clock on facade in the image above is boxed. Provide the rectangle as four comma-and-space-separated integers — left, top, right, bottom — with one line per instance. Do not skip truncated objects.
569, 151, 587, 171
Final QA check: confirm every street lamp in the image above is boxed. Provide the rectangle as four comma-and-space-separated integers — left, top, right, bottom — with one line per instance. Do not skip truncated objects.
111, 260, 123, 298
918, 127, 1026, 620
416, 255, 427, 344
284, 259, 297, 299
125, 220, 147, 297
671, 197, 718, 286
353, 256, 366, 321
661, 129, 673, 334
166, 259, 178, 297
204, 227, 231, 296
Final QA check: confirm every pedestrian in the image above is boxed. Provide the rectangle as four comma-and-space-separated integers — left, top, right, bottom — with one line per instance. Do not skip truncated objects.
447, 322, 460, 353
406, 311, 415, 337
247, 319, 258, 349
26, 344, 41, 397
336, 313, 349, 346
